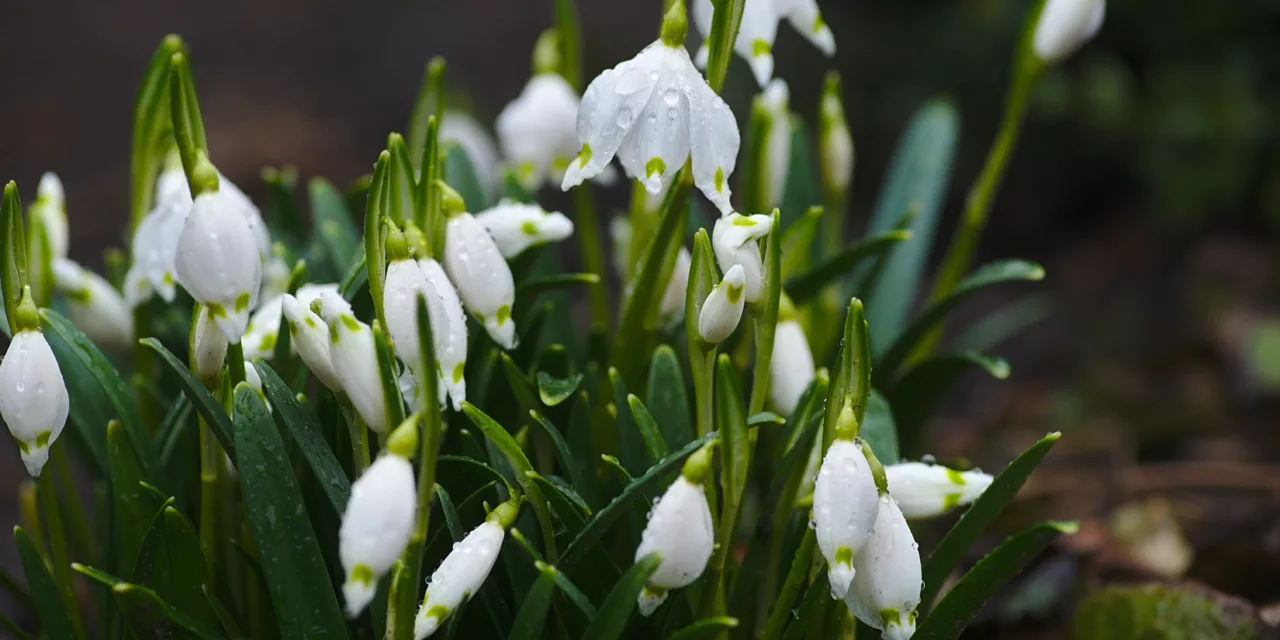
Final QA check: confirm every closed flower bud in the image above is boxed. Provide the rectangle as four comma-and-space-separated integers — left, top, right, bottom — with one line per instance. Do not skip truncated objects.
1032, 0, 1104, 64
474, 201, 574, 259
660, 248, 692, 319
818, 73, 854, 197
51, 258, 132, 351
697, 263, 746, 344
32, 172, 69, 260
175, 189, 264, 343
711, 213, 772, 303
415, 500, 520, 639
191, 306, 229, 385
444, 211, 517, 350
561, 2, 740, 216
634, 442, 716, 616
496, 73, 582, 191
813, 426, 879, 600
383, 256, 430, 373
844, 496, 921, 640
340, 454, 417, 617
419, 259, 468, 410
0, 323, 69, 477
770, 318, 814, 416
126, 166, 192, 306
885, 462, 993, 519
281, 290, 343, 393
319, 290, 387, 434
758, 79, 792, 210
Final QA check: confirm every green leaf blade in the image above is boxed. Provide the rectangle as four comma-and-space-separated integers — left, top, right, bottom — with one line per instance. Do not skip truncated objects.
253, 360, 351, 513
14, 527, 79, 640
581, 553, 662, 640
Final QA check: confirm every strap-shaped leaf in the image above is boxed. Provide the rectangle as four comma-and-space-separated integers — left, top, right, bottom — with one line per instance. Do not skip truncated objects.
508, 562, 559, 640
443, 143, 489, 212
14, 527, 79, 640
535, 371, 583, 407
141, 338, 235, 462
73, 563, 223, 640
748, 211, 783, 414
528, 411, 586, 492
668, 616, 740, 640
684, 229, 719, 440
364, 151, 391, 327
253, 361, 351, 513
822, 298, 871, 451
860, 390, 900, 465
887, 352, 1010, 455
581, 553, 662, 640
109, 420, 164, 579
785, 230, 912, 305
308, 177, 360, 280
128, 502, 220, 630
130, 35, 184, 228
646, 345, 693, 449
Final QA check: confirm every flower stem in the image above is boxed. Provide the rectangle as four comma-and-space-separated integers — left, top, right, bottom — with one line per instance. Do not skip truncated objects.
226, 341, 246, 387
52, 446, 96, 565
349, 416, 371, 476
571, 185, 611, 334
761, 527, 817, 640
198, 413, 219, 577
131, 307, 161, 434
39, 446, 86, 638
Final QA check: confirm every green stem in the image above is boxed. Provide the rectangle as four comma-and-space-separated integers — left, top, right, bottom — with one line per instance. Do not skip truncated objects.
198, 415, 219, 578
348, 416, 371, 476
692, 347, 716, 438
761, 527, 816, 640
226, 342, 246, 387
571, 185, 610, 333
703, 0, 747, 94
52, 447, 96, 565
39, 447, 86, 638
132, 307, 161, 434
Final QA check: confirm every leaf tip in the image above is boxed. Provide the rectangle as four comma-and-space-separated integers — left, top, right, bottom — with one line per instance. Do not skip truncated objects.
1051, 520, 1081, 534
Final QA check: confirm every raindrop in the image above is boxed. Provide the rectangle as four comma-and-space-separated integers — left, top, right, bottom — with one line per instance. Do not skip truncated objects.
667, 108, 678, 120
921, 454, 936, 464
14, 381, 24, 392
616, 110, 636, 129
662, 89, 680, 106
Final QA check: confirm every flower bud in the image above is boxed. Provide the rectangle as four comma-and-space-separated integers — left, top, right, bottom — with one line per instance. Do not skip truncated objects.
818, 73, 854, 198
844, 496, 921, 640
660, 248, 692, 319
32, 173, 68, 260
415, 500, 520, 639
319, 290, 387, 434
51, 258, 133, 351
340, 454, 417, 617
711, 213, 771, 303
474, 201, 574, 259
242, 360, 270, 413
174, 189, 265, 343
770, 319, 814, 416
0, 324, 69, 477
191, 305, 229, 385
1032, 0, 1105, 64
281, 291, 343, 393
126, 166, 192, 306
419, 259, 468, 410
813, 433, 879, 600
634, 445, 715, 617
444, 211, 517, 350
885, 461, 993, 519
758, 79, 792, 210
697, 264, 746, 344
383, 257, 430, 373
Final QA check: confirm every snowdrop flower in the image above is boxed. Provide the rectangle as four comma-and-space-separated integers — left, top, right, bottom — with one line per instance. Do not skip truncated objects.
382, 229, 430, 370
340, 448, 417, 617
191, 306, 229, 385
319, 290, 387, 434
474, 200, 573, 259
634, 441, 716, 616
561, 0, 740, 216
31, 173, 68, 260
496, 73, 581, 191
711, 213, 771, 303
419, 259, 468, 410
777, 0, 836, 56
281, 290, 344, 393
757, 79, 792, 209
441, 111, 501, 200
697, 263, 746, 344
813, 405, 880, 600
415, 498, 521, 639
258, 250, 292, 304
441, 185, 517, 350
660, 247, 692, 319
1033, 0, 1104, 64
818, 73, 854, 198
125, 166, 192, 306
0, 291, 69, 477
51, 258, 132, 351
770, 298, 813, 416
692, 0, 835, 86
215, 172, 271, 260
844, 496, 921, 640
885, 462, 993, 519
242, 295, 284, 360
174, 182, 264, 343
242, 360, 270, 413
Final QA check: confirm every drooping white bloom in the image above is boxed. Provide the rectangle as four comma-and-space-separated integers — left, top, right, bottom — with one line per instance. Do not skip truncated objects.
818, 73, 854, 197
474, 201, 574, 259
692, 0, 835, 86
757, 79, 792, 209
444, 212, 516, 349
1033, 0, 1104, 64
885, 462, 994, 519
319, 290, 387, 434
126, 166, 193, 306
844, 496, 921, 640
496, 74, 582, 191
383, 257, 430, 372
770, 319, 813, 416
711, 213, 771, 303
660, 248, 692, 319
414, 501, 519, 639
441, 111, 501, 200
215, 172, 271, 260
31, 173, 69, 259
174, 189, 264, 343
242, 295, 284, 360
258, 251, 292, 304
697, 263, 746, 344
813, 437, 880, 600
419, 259, 468, 410
561, 18, 740, 216
191, 306, 229, 383
51, 258, 132, 351
0, 329, 70, 477
281, 290, 344, 393
634, 475, 715, 616
340, 454, 416, 617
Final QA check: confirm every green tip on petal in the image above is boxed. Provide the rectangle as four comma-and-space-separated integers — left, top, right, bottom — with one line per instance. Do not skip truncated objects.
386, 414, 420, 459
660, 0, 688, 47
437, 180, 467, 217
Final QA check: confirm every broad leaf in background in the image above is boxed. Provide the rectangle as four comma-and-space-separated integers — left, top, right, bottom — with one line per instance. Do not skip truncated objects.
253, 361, 351, 513
444, 143, 489, 213
14, 527, 79, 640
73, 563, 224, 640
646, 345, 693, 449
581, 553, 662, 640
142, 338, 236, 462
860, 390, 900, 464
307, 177, 360, 281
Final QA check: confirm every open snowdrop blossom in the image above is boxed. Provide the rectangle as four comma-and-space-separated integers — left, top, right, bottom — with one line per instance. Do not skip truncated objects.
174, 179, 265, 343
418, 258, 468, 410
844, 495, 921, 640
712, 212, 772, 303
319, 290, 387, 434
126, 165, 192, 305
474, 200, 574, 259
697, 263, 746, 344
51, 258, 133, 351
813, 404, 880, 600
1032, 0, 1104, 64
414, 498, 521, 639
692, 0, 835, 87
496, 72, 581, 191
282, 292, 344, 393
560, 0, 741, 216
441, 186, 517, 350
382, 225, 431, 371
886, 461, 994, 519
769, 296, 814, 416
634, 440, 716, 616
191, 305, 229, 385
0, 291, 69, 477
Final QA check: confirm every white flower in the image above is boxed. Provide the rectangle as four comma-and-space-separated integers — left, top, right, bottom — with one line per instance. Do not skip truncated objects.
1033, 0, 1104, 64
711, 213, 771, 303
242, 359, 270, 413
191, 306, 228, 383
697, 263, 746, 344
813, 437, 880, 600
561, 16, 740, 216
0, 330, 69, 477
383, 257, 430, 373
818, 74, 854, 197
609, 217, 634, 278
126, 166, 193, 306
174, 189, 264, 343
414, 501, 519, 639
32, 173, 69, 259
242, 295, 284, 360
844, 496, 921, 640
777, 0, 836, 56
419, 259, 468, 410
885, 462, 994, 519
692, 0, 834, 87
660, 248, 692, 319
51, 259, 132, 351
281, 289, 344, 393
259, 251, 291, 304
319, 290, 387, 434
215, 172, 271, 260
770, 319, 813, 416
496, 74, 582, 191
635, 475, 715, 616
340, 454, 417, 617
441, 111, 501, 200
758, 79, 792, 209
474, 200, 574, 259
444, 212, 516, 349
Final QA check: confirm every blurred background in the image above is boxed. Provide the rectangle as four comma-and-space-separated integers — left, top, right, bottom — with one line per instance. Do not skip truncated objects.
2, 0, 1279, 636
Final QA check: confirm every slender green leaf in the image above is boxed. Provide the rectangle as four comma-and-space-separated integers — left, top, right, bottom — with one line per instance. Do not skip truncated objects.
785, 230, 911, 305
252, 360, 350, 513
716, 355, 749, 510
609, 368, 647, 475
535, 371, 583, 408
761, 527, 816, 640
233, 385, 348, 639
685, 229, 718, 440
860, 390, 900, 465
822, 298, 870, 451
645, 345, 693, 449
140, 338, 236, 462
443, 141, 487, 212
580, 553, 661, 640
916, 521, 1078, 640
387, 133, 416, 224
14, 527, 79, 640
73, 563, 224, 640
408, 58, 446, 176
528, 412, 585, 491
203, 584, 246, 639
887, 352, 1010, 455
747, 412, 785, 426
129, 35, 183, 228
953, 293, 1053, 353
863, 99, 960, 355
668, 616, 739, 640
626, 395, 670, 464
778, 567, 828, 640
308, 177, 360, 277
920, 432, 1062, 612
779, 206, 822, 279
553, 0, 583, 89
748, 211, 784, 415
517, 273, 600, 304
0, 609, 33, 640
703, 0, 746, 92
162, 508, 222, 628
508, 562, 559, 640
528, 472, 589, 541
156, 393, 192, 467
339, 248, 369, 301
365, 151, 391, 327
438, 455, 516, 494
109, 420, 162, 573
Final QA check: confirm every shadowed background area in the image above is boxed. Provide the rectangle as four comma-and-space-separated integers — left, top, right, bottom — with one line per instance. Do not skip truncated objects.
2, 0, 1280, 636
